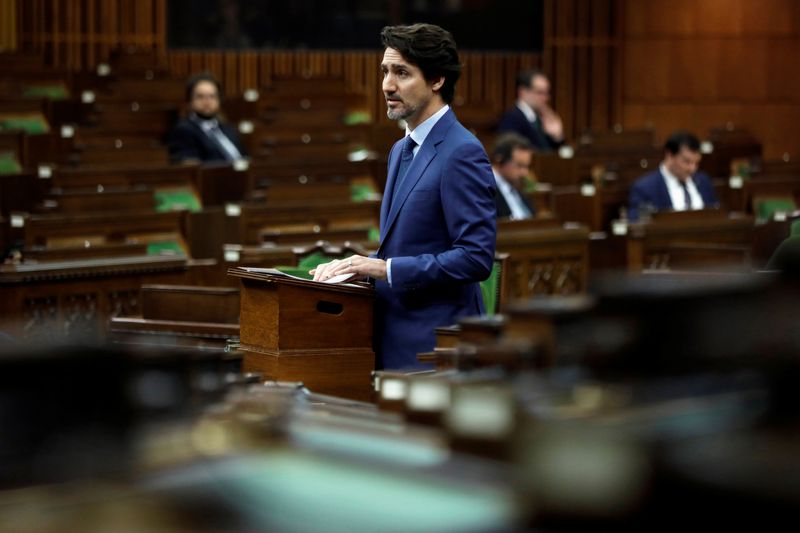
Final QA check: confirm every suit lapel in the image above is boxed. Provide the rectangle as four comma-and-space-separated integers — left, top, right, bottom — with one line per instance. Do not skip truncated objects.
189, 120, 225, 159
378, 109, 455, 254
656, 170, 673, 209
380, 142, 402, 231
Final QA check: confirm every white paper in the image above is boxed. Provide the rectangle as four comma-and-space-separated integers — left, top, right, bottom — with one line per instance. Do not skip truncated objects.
239, 267, 358, 285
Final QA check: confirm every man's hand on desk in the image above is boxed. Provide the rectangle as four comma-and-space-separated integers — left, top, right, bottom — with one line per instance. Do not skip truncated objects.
310, 255, 387, 282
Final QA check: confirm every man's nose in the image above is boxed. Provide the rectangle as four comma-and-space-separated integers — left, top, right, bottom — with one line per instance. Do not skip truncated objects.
382, 75, 395, 93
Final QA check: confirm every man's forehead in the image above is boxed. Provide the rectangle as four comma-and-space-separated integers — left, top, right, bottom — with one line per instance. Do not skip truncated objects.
382, 47, 412, 67
194, 81, 218, 93
677, 146, 701, 157
531, 76, 549, 88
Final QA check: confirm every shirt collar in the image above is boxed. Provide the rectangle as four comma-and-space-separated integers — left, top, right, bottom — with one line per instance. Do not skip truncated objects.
190, 113, 219, 131
405, 104, 449, 147
492, 169, 513, 192
660, 163, 693, 186
516, 99, 537, 123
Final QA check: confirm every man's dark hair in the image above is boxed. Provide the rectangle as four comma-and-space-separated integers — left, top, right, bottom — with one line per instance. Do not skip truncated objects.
185, 72, 222, 102
664, 130, 701, 155
492, 132, 533, 164
380, 23, 462, 104
516, 68, 546, 91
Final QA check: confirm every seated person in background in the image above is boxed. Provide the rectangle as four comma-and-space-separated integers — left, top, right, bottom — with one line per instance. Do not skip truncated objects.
492, 132, 535, 220
168, 73, 246, 163
497, 69, 564, 152
628, 130, 719, 221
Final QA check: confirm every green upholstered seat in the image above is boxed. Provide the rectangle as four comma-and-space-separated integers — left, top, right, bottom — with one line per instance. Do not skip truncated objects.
154, 188, 202, 213
22, 84, 70, 100
274, 251, 337, 280
479, 258, 504, 316
350, 182, 378, 202
146, 241, 186, 256
343, 111, 371, 125
0, 153, 22, 175
0, 114, 50, 134
756, 198, 796, 222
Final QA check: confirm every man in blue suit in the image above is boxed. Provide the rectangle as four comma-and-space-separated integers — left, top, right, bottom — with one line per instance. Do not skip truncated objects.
312, 23, 496, 370
497, 69, 565, 153
628, 131, 719, 221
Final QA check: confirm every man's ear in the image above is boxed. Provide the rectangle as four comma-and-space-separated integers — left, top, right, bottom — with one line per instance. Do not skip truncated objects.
431, 76, 445, 92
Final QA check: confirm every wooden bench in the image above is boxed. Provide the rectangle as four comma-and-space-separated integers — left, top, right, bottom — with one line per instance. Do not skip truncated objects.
496, 219, 591, 299
232, 200, 380, 244
19, 209, 188, 253
0, 254, 191, 342
43, 186, 155, 213
626, 210, 755, 271
109, 284, 241, 354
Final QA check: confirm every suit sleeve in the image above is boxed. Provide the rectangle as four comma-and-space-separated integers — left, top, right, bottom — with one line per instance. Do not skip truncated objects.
389, 142, 497, 290
168, 123, 202, 163
628, 179, 647, 221
697, 173, 719, 207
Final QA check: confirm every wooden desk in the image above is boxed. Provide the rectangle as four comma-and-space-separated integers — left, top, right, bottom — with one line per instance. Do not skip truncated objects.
0, 254, 189, 341
229, 267, 375, 401
110, 284, 241, 355
496, 221, 591, 300
626, 210, 754, 271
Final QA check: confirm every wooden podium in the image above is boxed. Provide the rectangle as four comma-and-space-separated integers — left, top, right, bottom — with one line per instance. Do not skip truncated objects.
228, 267, 375, 400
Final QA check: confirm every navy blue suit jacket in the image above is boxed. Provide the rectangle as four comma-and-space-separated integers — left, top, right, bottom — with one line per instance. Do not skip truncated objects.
375, 109, 497, 370
628, 169, 719, 221
497, 106, 562, 152
495, 185, 535, 219
168, 117, 246, 163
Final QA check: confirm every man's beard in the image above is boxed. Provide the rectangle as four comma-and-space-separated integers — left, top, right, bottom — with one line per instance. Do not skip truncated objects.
193, 111, 217, 121
386, 101, 416, 121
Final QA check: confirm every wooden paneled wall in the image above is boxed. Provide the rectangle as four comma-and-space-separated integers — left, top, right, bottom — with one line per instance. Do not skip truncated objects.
13, 0, 623, 140
17, 0, 166, 70
0, 0, 16, 51
622, 0, 800, 159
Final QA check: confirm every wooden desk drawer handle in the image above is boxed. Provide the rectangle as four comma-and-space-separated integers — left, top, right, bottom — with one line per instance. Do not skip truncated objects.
316, 300, 343, 315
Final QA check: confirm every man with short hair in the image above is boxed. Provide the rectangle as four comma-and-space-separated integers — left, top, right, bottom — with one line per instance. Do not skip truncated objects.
312, 23, 497, 370
492, 132, 535, 220
168, 73, 246, 163
628, 130, 719, 221
497, 69, 564, 152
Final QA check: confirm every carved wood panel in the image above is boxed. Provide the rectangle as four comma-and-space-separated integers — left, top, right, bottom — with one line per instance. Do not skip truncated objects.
22, 295, 58, 341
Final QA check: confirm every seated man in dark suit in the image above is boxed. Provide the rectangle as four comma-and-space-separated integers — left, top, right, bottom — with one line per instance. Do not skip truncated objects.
497, 69, 564, 153
628, 130, 719, 221
491, 133, 535, 220
168, 73, 246, 163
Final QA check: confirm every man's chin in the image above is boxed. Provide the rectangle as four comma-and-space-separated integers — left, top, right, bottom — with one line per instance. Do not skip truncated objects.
386, 109, 408, 121
387, 103, 417, 120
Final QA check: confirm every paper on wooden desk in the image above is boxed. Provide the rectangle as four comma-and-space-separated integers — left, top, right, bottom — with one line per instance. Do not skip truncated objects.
239, 267, 358, 285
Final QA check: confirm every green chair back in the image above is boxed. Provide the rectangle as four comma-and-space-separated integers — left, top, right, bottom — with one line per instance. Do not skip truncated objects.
0, 152, 22, 175
756, 198, 796, 222
154, 187, 202, 213
276, 251, 338, 280
479, 256, 506, 316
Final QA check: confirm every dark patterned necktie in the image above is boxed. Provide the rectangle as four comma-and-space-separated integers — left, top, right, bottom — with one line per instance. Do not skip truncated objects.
680, 180, 692, 210
391, 135, 417, 205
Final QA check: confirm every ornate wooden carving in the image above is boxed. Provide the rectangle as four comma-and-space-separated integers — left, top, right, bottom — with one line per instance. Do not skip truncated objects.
22, 296, 58, 341
108, 289, 140, 319
63, 292, 99, 340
